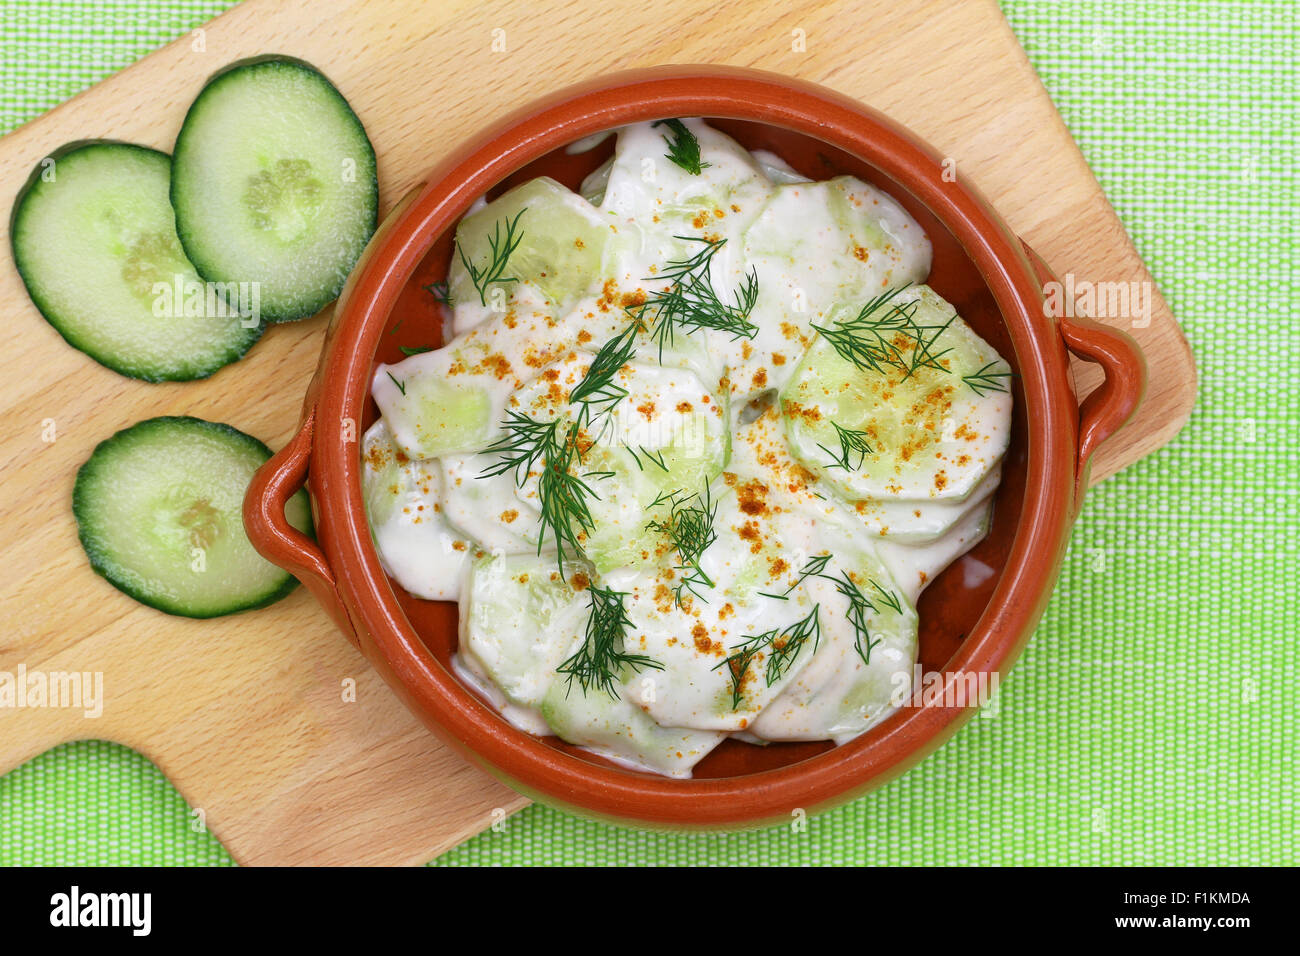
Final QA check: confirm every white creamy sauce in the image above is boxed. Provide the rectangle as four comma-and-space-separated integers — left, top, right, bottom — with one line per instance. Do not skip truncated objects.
360, 420, 470, 601
439, 453, 540, 555
360, 119, 1014, 776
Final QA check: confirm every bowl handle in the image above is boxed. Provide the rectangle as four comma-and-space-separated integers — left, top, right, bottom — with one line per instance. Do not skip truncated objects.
244, 412, 358, 642
1021, 242, 1147, 498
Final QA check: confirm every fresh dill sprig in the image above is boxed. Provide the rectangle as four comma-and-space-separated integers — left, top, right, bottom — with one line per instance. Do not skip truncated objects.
656, 267, 761, 347
828, 573, 878, 663
474, 311, 641, 572
817, 421, 874, 471
478, 413, 599, 570
654, 118, 711, 175
656, 234, 724, 283
456, 207, 527, 306
765, 605, 822, 683
534, 421, 599, 569
625, 445, 669, 472
714, 635, 764, 709
826, 572, 906, 666
386, 371, 406, 396
569, 321, 639, 415
759, 553, 832, 600
752, 551, 905, 669
871, 579, 903, 614
963, 361, 1012, 397
557, 584, 663, 699
811, 284, 955, 380
635, 237, 760, 358
810, 285, 911, 374
908, 314, 957, 378
731, 267, 760, 319
639, 446, 669, 471
477, 410, 559, 483
422, 280, 453, 307
646, 486, 718, 606
713, 605, 821, 708
398, 345, 434, 356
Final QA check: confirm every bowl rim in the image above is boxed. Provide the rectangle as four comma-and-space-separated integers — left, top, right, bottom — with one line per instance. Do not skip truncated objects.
309, 65, 1080, 826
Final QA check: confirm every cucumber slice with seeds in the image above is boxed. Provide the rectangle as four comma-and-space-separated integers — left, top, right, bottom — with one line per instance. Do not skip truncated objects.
460, 551, 590, 709
447, 176, 612, 327
73, 416, 311, 618
171, 56, 378, 323
372, 345, 498, 460
11, 142, 262, 381
781, 285, 1011, 503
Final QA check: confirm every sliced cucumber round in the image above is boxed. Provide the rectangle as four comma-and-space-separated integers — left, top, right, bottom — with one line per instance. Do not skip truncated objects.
460, 551, 590, 708
750, 538, 919, 743
618, 484, 825, 732
731, 176, 932, 400
570, 360, 730, 574
11, 142, 262, 381
171, 56, 378, 323
361, 420, 472, 601
597, 118, 771, 265
73, 416, 312, 618
372, 349, 496, 460
539, 674, 726, 778
781, 284, 1012, 503
447, 176, 613, 328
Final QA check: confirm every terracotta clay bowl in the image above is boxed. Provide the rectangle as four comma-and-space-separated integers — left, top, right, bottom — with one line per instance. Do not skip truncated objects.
244, 66, 1145, 828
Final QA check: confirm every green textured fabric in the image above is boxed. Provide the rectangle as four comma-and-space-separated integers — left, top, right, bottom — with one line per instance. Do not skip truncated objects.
1, 0, 1294, 867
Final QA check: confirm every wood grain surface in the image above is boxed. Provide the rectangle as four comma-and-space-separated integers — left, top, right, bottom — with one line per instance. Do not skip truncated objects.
0, 0, 1195, 865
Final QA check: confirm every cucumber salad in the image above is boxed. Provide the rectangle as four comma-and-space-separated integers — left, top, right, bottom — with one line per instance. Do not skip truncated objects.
363, 119, 1013, 777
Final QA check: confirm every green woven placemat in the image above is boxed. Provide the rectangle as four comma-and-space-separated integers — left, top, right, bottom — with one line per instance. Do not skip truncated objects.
1, 0, 1294, 867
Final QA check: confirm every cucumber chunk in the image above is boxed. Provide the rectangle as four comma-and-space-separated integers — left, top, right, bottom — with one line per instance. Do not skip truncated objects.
781, 284, 1011, 503
171, 56, 378, 322
731, 176, 932, 400
73, 416, 311, 618
11, 142, 262, 381
459, 552, 589, 708
438, 453, 540, 555
360, 421, 472, 601
448, 177, 612, 328
750, 533, 919, 743
597, 119, 771, 273
372, 345, 498, 460
617, 485, 825, 732
540, 673, 726, 778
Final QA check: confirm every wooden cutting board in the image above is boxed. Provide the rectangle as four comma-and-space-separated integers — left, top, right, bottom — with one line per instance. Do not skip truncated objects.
0, 0, 1195, 865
